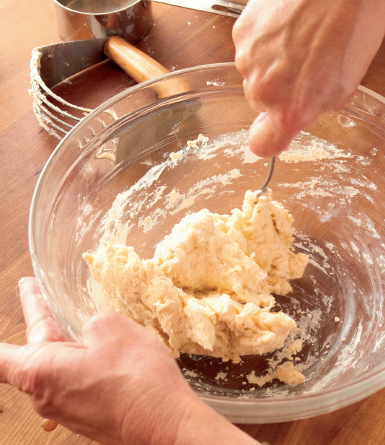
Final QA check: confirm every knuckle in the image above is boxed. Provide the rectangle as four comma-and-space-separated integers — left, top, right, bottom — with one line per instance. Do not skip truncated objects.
244, 69, 285, 106
234, 50, 248, 76
278, 110, 307, 132
33, 396, 56, 419
232, 19, 241, 43
27, 369, 47, 398
276, 99, 321, 133
243, 74, 265, 104
232, 14, 247, 46
14, 347, 53, 402
331, 85, 356, 111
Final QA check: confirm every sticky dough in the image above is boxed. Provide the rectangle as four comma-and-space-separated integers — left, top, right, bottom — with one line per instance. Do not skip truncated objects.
83, 190, 308, 365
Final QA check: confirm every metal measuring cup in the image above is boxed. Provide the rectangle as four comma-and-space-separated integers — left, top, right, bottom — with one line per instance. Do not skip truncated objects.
52, 0, 247, 43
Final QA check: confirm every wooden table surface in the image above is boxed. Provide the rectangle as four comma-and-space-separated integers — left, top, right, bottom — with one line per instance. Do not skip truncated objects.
2, 1, 385, 444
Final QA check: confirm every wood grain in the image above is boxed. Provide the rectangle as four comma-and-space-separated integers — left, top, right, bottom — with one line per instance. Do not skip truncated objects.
1, 0, 385, 443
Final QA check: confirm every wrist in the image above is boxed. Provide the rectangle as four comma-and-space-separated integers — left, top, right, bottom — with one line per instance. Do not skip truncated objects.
119, 381, 199, 445
172, 393, 258, 445
119, 384, 257, 445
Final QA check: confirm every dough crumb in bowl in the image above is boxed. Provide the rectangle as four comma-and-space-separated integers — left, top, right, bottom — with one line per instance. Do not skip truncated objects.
83, 190, 308, 385
247, 361, 305, 386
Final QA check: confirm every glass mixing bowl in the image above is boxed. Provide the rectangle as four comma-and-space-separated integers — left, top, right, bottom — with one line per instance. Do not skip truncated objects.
30, 63, 385, 423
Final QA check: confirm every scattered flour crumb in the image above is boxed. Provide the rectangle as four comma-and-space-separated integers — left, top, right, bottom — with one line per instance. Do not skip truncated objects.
247, 361, 305, 387
279, 140, 330, 162
276, 362, 306, 385
215, 372, 228, 380
363, 253, 373, 265
170, 150, 184, 162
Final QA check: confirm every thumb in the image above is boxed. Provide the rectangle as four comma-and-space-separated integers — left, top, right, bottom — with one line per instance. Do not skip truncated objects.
248, 112, 298, 158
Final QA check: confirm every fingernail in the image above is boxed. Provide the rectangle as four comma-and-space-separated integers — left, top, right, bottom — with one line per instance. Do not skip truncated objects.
18, 277, 28, 290
18, 277, 32, 294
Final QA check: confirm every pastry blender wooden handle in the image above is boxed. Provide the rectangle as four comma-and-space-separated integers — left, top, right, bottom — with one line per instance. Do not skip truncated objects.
104, 36, 186, 97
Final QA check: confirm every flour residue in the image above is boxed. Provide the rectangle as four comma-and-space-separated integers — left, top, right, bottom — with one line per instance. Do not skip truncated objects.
81, 126, 385, 398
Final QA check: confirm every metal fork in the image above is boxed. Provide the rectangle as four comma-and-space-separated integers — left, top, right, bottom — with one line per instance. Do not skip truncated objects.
258, 157, 275, 193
